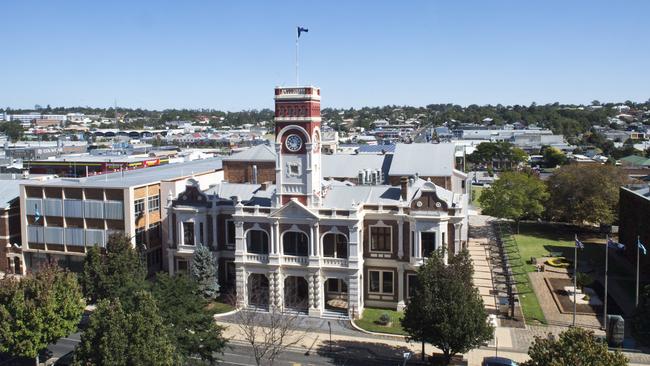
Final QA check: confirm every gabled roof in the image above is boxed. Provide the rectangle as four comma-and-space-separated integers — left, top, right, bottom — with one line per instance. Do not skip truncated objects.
224, 144, 276, 162
270, 199, 318, 219
388, 143, 456, 177
620, 155, 650, 167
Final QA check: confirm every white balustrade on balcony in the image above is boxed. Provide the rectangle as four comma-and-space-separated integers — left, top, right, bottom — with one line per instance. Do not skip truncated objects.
245, 254, 269, 263
321, 257, 349, 267
282, 255, 309, 265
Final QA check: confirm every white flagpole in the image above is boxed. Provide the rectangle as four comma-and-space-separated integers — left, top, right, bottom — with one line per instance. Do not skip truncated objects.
634, 235, 641, 308
573, 234, 578, 326
295, 28, 299, 86
603, 235, 609, 332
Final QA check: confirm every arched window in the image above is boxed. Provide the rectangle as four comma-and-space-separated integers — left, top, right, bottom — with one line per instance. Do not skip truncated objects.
322, 233, 347, 258
283, 231, 308, 256
247, 230, 269, 254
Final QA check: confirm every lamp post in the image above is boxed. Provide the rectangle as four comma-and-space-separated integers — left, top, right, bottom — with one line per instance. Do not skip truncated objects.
327, 321, 332, 353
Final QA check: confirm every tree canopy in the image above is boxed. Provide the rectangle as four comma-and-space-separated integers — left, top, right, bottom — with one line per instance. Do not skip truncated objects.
191, 244, 220, 299
73, 293, 176, 366
79, 234, 147, 310
468, 142, 528, 170
0, 263, 85, 360
401, 250, 493, 365
479, 171, 548, 231
152, 273, 227, 365
546, 164, 628, 225
522, 327, 628, 366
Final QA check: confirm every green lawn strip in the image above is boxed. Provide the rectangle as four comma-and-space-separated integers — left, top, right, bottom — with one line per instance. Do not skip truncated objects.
207, 300, 235, 314
355, 307, 406, 335
471, 186, 484, 208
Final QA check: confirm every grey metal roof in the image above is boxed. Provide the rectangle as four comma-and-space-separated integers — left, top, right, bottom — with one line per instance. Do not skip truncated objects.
204, 182, 276, 206
321, 185, 402, 209
321, 154, 388, 178
388, 143, 455, 177
26, 158, 223, 188
223, 144, 276, 162
0, 180, 22, 209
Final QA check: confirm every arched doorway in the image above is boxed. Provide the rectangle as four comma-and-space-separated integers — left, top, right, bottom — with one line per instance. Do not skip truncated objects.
248, 274, 269, 308
284, 276, 308, 312
324, 278, 348, 313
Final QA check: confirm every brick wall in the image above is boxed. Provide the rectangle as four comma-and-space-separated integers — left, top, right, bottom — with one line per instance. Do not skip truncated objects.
223, 161, 275, 184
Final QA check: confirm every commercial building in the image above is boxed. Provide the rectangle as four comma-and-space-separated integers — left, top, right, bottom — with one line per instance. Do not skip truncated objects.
17, 159, 223, 275
167, 86, 469, 318
619, 184, 650, 275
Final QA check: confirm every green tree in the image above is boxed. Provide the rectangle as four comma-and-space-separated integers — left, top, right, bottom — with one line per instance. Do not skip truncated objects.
191, 244, 220, 299
79, 234, 147, 309
479, 171, 549, 233
73, 292, 176, 366
541, 146, 567, 168
522, 327, 628, 366
632, 284, 650, 345
547, 164, 628, 225
0, 121, 24, 142
152, 273, 227, 364
401, 250, 493, 365
0, 263, 85, 364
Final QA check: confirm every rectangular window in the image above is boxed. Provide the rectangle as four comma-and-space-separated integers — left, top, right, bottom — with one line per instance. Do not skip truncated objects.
148, 222, 161, 246
407, 274, 419, 298
135, 227, 146, 247
370, 226, 391, 252
226, 220, 235, 247
134, 198, 145, 216
368, 270, 394, 295
183, 222, 195, 246
199, 222, 204, 245
148, 195, 160, 213
421, 232, 436, 257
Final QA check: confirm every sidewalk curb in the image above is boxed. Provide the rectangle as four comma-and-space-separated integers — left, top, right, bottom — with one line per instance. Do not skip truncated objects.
349, 319, 407, 340
213, 308, 241, 318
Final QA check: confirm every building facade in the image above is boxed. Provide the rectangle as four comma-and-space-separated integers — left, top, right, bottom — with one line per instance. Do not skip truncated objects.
167, 86, 469, 318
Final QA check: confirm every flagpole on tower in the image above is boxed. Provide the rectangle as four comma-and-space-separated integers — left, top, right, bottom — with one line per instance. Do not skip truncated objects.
295, 27, 299, 86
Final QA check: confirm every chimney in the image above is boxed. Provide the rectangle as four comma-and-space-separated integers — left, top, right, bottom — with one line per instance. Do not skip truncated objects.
400, 176, 409, 201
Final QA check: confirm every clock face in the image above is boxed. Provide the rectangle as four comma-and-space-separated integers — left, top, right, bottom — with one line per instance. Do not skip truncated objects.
285, 134, 303, 152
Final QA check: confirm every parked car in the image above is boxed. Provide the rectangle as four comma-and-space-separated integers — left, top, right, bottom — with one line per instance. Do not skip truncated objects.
482, 356, 519, 366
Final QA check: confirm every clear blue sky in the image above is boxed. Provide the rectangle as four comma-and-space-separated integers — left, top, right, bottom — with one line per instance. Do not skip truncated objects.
2, 0, 649, 111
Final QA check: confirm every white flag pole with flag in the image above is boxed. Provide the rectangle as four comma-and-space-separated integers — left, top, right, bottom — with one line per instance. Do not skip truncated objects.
603, 236, 624, 330
573, 235, 584, 326
637, 236, 647, 307
296, 26, 308, 86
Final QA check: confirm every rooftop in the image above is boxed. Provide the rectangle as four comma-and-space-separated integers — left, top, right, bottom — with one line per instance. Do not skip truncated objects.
23, 158, 223, 188
389, 143, 456, 177
222, 144, 276, 162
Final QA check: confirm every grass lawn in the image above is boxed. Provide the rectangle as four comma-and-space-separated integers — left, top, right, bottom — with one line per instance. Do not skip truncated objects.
207, 300, 235, 314
471, 185, 484, 208
354, 307, 406, 335
502, 221, 638, 324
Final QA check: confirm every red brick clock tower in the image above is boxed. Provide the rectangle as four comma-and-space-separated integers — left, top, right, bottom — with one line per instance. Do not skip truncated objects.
274, 86, 322, 207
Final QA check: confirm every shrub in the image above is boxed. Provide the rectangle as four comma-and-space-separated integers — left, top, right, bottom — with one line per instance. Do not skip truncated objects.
377, 313, 391, 325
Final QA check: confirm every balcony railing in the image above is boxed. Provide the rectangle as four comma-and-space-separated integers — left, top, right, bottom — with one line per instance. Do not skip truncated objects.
283, 255, 309, 266
321, 257, 348, 267
246, 254, 269, 264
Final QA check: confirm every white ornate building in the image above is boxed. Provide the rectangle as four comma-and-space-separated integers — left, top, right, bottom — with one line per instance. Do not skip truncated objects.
167, 86, 469, 318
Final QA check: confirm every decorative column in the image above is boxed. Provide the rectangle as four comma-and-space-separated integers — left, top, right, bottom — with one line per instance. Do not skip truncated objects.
348, 273, 361, 319
454, 222, 463, 253
269, 269, 282, 309
234, 221, 245, 254
397, 264, 406, 311
308, 270, 322, 317
398, 219, 404, 259
212, 212, 218, 250
235, 266, 247, 307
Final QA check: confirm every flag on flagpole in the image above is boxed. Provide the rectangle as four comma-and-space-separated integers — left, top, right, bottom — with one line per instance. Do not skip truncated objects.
639, 238, 647, 255
34, 205, 41, 223
607, 238, 625, 250
297, 26, 309, 38
575, 237, 584, 249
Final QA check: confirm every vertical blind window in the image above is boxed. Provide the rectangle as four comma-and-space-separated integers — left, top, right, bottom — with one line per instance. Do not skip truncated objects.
84, 200, 104, 219
43, 199, 63, 216
26, 198, 43, 216
104, 201, 124, 220
63, 199, 83, 218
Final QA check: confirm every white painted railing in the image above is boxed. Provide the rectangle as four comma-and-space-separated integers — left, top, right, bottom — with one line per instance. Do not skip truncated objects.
246, 254, 269, 263
321, 257, 348, 267
283, 255, 309, 265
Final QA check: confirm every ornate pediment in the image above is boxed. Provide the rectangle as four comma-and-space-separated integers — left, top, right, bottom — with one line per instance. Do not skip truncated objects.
410, 182, 449, 211
270, 199, 318, 219
174, 180, 210, 207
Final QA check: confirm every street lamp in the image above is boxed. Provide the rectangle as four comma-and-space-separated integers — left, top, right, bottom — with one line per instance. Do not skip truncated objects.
327, 321, 332, 353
